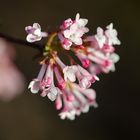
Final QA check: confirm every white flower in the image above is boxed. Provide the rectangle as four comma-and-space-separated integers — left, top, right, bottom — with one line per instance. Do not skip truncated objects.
79, 77, 92, 89
109, 53, 120, 63
101, 53, 120, 73
83, 88, 96, 101
105, 23, 121, 45
63, 65, 78, 82
41, 85, 58, 101
81, 105, 90, 113
25, 23, 47, 42
47, 86, 58, 101
28, 79, 40, 94
75, 13, 89, 28
95, 27, 106, 48
63, 13, 89, 46
59, 110, 75, 120
63, 24, 83, 45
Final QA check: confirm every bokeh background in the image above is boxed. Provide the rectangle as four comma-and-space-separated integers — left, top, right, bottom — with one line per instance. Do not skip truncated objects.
0, 0, 140, 139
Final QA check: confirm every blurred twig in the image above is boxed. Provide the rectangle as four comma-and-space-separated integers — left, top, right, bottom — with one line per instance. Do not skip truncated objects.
0, 33, 44, 52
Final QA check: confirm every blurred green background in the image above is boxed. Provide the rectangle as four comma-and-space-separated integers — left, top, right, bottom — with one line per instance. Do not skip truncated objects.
0, 0, 140, 140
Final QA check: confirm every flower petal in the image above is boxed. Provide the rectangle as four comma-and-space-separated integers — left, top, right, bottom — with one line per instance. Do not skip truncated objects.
28, 80, 40, 94
33, 23, 41, 29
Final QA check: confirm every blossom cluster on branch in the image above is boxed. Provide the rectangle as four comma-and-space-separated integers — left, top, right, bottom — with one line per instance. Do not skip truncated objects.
26, 13, 121, 120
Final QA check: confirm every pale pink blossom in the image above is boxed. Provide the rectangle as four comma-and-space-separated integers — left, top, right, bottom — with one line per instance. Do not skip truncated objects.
75, 13, 88, 27
29, 60, 58, 101
28, 64, 47, 93
101, 53, 120, 73
95, 27, 106, 48
25, 23, 48, 42
41, 86, 58, 101
105, 23, 121, 46
59, 13, 89, 50
28, 79, 40, 94
63, 65, 78, 82
86, 23, 121, 52
59, 110, 76, 120
76, 65, 99, 88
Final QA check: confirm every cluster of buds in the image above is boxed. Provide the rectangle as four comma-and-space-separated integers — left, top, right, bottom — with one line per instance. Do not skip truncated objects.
26, 13, 121, 120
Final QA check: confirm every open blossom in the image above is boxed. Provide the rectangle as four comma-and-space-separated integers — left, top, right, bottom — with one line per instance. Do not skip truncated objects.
63, 65, 78, 82
0, 39, 24, 101
59, 13, 89, 50
95, 27, 106, 48
25, 23, 48, 42
26, 13, 121, 120
28, 64, 47, 94
105, 23, 121, 45
87, 23, 121, 50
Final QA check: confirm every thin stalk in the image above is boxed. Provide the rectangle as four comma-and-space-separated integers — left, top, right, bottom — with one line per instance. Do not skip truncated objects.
0, 33, 45, 52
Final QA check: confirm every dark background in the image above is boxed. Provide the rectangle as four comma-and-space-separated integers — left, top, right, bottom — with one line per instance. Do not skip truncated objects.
0, 0, 140, 140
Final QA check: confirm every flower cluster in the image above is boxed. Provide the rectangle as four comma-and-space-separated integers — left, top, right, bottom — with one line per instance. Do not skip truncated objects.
26, 13, 121, 120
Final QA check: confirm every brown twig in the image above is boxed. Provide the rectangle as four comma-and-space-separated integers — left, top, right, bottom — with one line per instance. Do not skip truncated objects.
0, 33, 45, 52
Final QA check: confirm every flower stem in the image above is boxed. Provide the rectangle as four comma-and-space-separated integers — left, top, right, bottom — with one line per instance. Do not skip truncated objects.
44, 32, 57, 51
47, 32, 57, 47
0, 32, 44, 52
